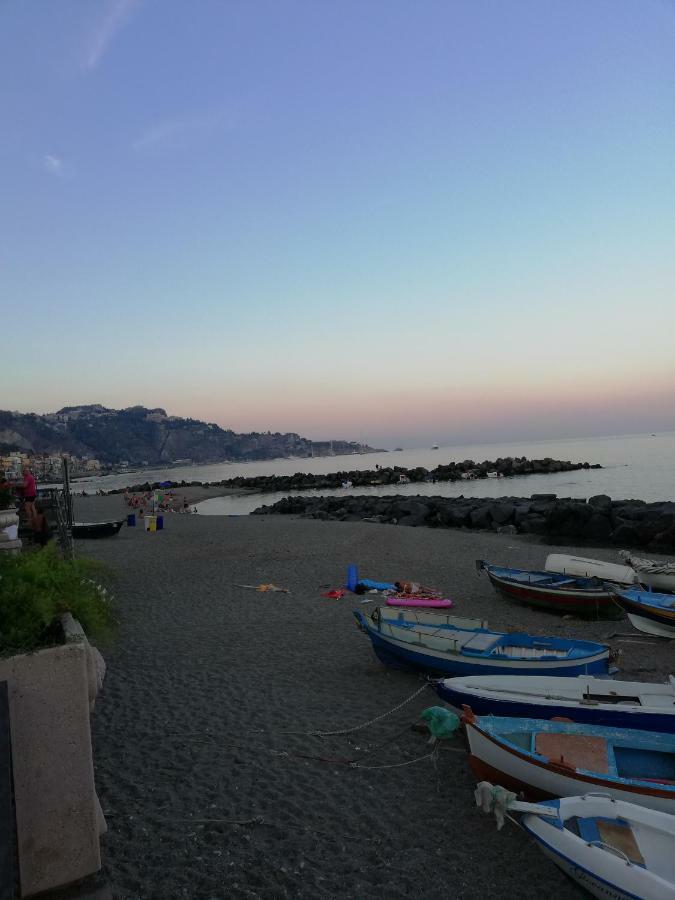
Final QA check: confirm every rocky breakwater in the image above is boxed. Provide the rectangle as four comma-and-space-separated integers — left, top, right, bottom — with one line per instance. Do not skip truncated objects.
252, 493, 675, 552
218, 456, 599, 493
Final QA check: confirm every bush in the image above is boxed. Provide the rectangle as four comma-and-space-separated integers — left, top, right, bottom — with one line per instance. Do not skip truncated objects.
0, 487, 14, 511
0, 544, 113, 654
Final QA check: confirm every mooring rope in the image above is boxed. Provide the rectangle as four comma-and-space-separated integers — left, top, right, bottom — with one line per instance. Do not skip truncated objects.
301, 680, 432, 738
619, 550, 675, 576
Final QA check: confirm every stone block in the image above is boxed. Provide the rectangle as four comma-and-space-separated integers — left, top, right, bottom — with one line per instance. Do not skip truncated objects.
0, 643, 104, 897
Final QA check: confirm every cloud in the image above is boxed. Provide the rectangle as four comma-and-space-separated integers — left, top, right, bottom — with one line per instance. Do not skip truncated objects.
84, 0, 142, 70
132, 109, 233, 153
43, 154, 65, 177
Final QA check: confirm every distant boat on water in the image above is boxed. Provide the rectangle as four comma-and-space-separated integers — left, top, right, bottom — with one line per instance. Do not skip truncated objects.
431, 443, 439, 450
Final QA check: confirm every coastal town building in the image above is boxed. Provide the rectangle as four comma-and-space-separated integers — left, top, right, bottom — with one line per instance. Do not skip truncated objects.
0, 451, 101, 480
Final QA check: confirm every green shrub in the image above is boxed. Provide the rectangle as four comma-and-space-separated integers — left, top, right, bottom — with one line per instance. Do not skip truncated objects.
0, 544, 113, 654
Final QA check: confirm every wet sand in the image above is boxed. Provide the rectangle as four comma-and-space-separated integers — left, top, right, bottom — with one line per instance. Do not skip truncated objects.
76, 499, 673, 899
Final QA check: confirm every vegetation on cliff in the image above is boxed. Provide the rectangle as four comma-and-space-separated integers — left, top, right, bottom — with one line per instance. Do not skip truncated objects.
0, 405, 374, 466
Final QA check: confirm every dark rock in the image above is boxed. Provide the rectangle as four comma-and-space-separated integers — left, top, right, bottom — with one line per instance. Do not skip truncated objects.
488, 503, 515, 526
495, 524, 517, 535
393, 500, 429, 520
469, 505, 493, 529
531, 494, 557, 501
611, 522, 640, 545
588, 494, 612, 510
650, 524, 675, 551
582, 513, 613, 540
519, 515, 547, 535
398, 514, 428, 527
514, 504, 532, 526
546, 501, 591, 536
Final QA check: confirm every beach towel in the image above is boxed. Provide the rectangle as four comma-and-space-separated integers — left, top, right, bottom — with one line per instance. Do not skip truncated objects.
236, 583, 290, 593
355, 579, 396, 593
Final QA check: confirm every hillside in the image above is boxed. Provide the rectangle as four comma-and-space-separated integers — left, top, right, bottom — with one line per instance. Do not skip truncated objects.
0, 405, 375, 465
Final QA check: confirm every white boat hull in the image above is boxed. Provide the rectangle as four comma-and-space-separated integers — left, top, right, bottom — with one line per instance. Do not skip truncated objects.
545, 554, 638, 586
627, 611, 675, 638
535, 842, 633, 900
522, 795, 675, 900
466, 723, 675, 814
637, 571, 675, 594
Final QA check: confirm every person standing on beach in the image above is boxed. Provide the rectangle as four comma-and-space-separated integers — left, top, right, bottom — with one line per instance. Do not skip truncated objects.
22, 465, 38, 528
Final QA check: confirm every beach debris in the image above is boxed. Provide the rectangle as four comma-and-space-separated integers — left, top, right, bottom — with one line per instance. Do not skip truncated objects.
236, 583, 290, 593
354, 578, 396, 594
420, 706, 461, 743
474, 781, 518, 830
322, 589, 346, 599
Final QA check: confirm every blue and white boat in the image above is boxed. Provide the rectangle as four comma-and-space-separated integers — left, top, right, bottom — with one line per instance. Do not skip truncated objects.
610, 588, 675, 637
437, 674, 675, 733
509, 794, 675, 900
464, 711, 675, 814
353, 607, 613, 677
477, 559, 620, 617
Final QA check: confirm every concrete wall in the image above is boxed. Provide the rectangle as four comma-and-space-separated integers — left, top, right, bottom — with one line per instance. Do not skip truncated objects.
0, 642, 105, 897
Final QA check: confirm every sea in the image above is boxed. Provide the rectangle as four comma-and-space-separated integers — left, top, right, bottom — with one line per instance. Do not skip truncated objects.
70, 432, 675, 515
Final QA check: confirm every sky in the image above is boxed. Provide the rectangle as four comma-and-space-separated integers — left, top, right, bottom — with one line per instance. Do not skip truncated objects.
2, 0, 675, 448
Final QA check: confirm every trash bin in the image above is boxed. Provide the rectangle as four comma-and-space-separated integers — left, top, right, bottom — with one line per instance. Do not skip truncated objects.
127, 513, 136, 527
156, 515, 164, 531
346, 563, 359, 591
148, 516, 157, 533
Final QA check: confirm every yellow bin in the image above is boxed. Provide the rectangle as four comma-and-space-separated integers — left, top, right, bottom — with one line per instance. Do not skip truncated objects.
147, 515, 157, 532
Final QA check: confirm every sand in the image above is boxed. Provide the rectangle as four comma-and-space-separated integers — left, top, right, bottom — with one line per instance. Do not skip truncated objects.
74, 497, 674, 899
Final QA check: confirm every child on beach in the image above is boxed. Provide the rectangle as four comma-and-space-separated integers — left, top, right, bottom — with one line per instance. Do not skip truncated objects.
32, 502, 51, 547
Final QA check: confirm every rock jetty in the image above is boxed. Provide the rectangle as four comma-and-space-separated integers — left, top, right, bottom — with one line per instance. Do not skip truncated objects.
214, 456, 599, 493
112, 456, 598, 496
251, 493, 675, 552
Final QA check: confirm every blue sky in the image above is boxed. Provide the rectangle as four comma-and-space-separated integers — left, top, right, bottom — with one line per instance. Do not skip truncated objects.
2, 0, 674, 446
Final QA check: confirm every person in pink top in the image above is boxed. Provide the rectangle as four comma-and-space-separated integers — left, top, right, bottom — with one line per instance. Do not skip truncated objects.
22, 465, 37, 528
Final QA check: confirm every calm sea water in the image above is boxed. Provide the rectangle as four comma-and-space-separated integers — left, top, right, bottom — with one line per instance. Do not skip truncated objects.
73, 432, 675, 514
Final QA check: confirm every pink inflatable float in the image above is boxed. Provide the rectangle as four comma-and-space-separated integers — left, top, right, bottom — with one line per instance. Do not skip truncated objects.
386, 597, 454, 609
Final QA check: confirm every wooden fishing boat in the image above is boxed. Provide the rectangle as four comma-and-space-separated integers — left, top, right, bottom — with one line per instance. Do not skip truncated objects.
476, 560, 621, 617
619, 551, 675, 594
463, 710, 675, 813
71, 520, 124, 539
512, 794, 675, 899
353, 607, 613, 677
610, 588, 675, 637
436, 674, 675, 733
545, 553, 639, 586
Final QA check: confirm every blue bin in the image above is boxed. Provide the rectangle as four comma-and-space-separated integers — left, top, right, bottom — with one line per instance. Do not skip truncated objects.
346, 563, 359, 591
156, 515, 164, 531
127, 513, 136, 527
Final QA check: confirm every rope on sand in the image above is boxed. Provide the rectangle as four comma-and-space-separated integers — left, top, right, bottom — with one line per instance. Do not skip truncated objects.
291, 680, 433, 738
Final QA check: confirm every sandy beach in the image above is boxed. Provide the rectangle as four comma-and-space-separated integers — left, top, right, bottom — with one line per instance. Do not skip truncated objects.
75, 496, 674, 899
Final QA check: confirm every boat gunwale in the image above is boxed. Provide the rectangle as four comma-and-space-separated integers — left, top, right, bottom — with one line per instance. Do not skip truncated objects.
356, 611, 610, 663
466, 719, 675, 799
